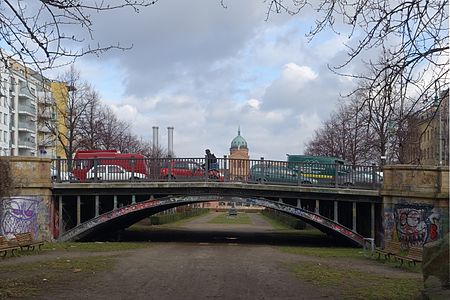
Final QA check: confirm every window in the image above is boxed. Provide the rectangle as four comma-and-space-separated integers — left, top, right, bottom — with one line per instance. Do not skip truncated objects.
109, 166, 123, 173
187, 162, 199, 170
174, 162, 189, 169
96, 165, 107, 173
0, 130, 2, 142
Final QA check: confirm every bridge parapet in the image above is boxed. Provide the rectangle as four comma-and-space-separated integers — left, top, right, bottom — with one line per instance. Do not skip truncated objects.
0, 157, 52, 242
381, 165, 449, 289
382, 165, 449, 197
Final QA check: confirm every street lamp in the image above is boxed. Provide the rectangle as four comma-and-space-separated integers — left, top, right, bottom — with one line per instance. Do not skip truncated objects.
433, 83, 442, 166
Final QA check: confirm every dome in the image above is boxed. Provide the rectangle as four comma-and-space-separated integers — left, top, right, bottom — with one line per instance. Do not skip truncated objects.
230, 128, 247, 149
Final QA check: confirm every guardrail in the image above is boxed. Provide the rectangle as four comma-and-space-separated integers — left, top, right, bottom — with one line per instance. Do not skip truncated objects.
51, 157, 382, 189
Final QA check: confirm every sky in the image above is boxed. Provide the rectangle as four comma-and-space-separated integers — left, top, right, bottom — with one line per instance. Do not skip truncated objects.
68, 0, 361, 160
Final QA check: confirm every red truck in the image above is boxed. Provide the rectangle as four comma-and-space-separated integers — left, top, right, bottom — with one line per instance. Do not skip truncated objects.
72, 150, 148, 180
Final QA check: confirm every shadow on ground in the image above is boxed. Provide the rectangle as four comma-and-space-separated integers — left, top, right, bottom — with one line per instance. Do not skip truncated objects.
114, 227, 354, 247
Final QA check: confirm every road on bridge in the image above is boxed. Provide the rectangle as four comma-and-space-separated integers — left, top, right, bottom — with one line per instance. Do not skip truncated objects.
2, 212, 421, 299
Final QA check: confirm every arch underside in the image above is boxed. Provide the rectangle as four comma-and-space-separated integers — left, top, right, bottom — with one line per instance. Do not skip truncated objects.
58, 195, 365, 246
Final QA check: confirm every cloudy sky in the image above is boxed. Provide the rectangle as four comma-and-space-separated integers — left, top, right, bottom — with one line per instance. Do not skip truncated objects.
72, 0, 360, 160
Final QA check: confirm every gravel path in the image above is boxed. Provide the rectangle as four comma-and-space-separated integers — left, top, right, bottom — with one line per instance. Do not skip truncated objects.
1, 212, 422, 299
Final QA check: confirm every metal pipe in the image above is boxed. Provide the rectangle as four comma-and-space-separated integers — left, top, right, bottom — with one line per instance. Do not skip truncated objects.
168, 126, 174, 157
152, 126, 159, 150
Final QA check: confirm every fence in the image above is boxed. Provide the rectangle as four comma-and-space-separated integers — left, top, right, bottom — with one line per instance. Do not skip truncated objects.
51, 157, 382, 189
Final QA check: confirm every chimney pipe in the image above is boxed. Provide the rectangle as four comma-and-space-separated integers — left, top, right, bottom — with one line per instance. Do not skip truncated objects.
168, 126, 174, 157
152, 126, 159, 150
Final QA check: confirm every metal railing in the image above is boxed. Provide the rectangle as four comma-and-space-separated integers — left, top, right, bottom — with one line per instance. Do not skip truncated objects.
51, 157, 383, 189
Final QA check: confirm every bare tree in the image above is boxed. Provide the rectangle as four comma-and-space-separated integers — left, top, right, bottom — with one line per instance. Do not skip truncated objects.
0, 0, 158, 71
305, 99, 372, 165
78, 90, 103, 150
113, 133, 166, 157
264, 0, 448, 108
44, 66, 95, 166
96, 106, 130, 150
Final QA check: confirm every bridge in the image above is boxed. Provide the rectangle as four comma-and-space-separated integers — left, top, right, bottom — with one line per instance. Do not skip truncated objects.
52, 157, 382, 246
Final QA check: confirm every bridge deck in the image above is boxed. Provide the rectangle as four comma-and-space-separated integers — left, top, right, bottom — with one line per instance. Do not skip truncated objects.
52, 181, 381, 203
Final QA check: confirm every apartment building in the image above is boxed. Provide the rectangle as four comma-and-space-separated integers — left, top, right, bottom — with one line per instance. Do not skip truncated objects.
0, 56, 63, 157
403, 89, 449, 166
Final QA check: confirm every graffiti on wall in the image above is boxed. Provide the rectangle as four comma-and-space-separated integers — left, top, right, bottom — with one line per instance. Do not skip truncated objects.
385, 202, 442, 248
0, 196, 41, 239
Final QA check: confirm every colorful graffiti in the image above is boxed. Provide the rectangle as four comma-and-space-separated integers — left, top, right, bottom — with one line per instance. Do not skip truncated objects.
59, 195, 223, 241
387, 202, 442, 248
246, 198, 363, 245
0, 197, 41, 239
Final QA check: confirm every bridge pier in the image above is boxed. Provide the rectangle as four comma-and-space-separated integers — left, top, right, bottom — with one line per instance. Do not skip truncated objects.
371, 203, 375, 238
352, 202, 357, 231
334, 201, 338, 222
76, 195, 81, 226
58, 196, 63, 236
95, 195, 100, 217
315, 199, 320, 214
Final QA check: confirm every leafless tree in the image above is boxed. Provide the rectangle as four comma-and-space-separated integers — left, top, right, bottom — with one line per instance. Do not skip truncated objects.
96, 106, 130, 150
44, 66, 94, 167
264, 0, 448, 108
305, 98, 372, 165
78, 90, 102, 150
0, 0, 158, 71
114, 133, 167, 158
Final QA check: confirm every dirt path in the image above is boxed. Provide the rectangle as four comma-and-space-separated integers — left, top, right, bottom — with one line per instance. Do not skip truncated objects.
1, 212, 422, 299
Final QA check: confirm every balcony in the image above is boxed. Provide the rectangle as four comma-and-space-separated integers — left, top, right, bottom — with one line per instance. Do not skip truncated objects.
17, 104, 36, 116
38, 110, 55, 120
18, 86, 35, 99
18, 138, 36, 149
37, 91, 55, 106
17, 121, 36, 132
38, 125, 52, 133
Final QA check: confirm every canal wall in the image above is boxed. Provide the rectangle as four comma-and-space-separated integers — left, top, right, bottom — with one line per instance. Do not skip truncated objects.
0, 157, 53, 241
382, 164, 449, 289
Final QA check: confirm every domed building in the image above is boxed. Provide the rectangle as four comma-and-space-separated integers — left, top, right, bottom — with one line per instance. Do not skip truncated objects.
229, 127, 250, 180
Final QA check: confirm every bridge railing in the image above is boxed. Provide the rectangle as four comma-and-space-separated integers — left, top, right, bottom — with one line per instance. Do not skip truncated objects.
51, 157, 382, 189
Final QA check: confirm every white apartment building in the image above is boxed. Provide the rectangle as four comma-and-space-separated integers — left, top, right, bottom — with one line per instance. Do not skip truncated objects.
0, 57, 57, 157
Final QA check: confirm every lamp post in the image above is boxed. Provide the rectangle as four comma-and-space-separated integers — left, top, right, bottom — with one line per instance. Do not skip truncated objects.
433, 84, 442, 166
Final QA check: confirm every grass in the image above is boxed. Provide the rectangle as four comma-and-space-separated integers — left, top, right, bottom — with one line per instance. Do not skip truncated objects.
0, 255, 117, 299
208, 212, 252, 224
289, 261, 422, 299
281, 245, 422, 272
129, 210, 210, 231
282, 246, 365, 258
42, 241, 150, 252
259, 211, 291, 230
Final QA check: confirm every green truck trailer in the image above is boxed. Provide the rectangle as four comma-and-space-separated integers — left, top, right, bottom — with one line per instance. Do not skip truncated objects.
286, 155, 349, 179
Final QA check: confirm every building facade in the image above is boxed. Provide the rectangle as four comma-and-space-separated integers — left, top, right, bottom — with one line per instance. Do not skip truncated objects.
228, 128, 250, 180
0, 55, 64, 158
403, 89, 449, 166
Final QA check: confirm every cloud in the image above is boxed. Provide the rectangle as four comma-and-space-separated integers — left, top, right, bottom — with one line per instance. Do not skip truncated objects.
67, 1, 360, 160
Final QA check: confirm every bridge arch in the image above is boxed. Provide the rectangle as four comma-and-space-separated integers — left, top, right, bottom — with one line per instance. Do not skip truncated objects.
58, 195, 365, 246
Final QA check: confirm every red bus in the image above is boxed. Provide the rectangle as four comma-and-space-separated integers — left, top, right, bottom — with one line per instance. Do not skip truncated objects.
72, 150, 148, 180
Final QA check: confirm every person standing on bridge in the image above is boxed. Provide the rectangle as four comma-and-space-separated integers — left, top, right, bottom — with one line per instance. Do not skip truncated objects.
205, 149, 218, 171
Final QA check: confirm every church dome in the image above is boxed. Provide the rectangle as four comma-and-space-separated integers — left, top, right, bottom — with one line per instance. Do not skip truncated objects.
230, 128, 247, 149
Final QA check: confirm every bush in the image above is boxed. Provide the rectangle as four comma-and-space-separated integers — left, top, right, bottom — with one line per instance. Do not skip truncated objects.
261, 209, 306, 229
149, 208, 209, 225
